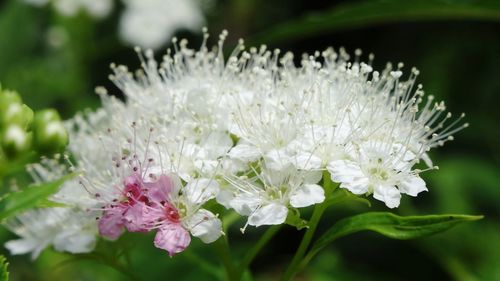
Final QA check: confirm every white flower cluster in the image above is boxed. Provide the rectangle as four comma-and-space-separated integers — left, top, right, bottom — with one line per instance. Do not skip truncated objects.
23, 0, 114, 19
4, 31, 466, 258
23, 0, 205, 49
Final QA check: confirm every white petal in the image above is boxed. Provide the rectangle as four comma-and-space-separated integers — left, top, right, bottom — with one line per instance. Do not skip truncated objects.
5, 239, 38, 255
228, 144, 260, 162
292, 152, 322, 170
373, 184, 401, 208
261, 165, 295, 186
399, 175, 428, 197
290, 184, 325, 208
5, 239, 47, 260
327, 160, 369, 194
215, 188, 235, 209
187, 209, 222, 243
248, 203, 288, 227
202, 132, 233, 157
264, 149, 292, 171
53, 231, 96, 254
303, 170, 323, 184
184, 178, 219, 205
229, 193, 262, 216
169, 173, 184, 195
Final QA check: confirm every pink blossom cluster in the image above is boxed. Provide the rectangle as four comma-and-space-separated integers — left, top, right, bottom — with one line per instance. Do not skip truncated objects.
98, 174, 191, 256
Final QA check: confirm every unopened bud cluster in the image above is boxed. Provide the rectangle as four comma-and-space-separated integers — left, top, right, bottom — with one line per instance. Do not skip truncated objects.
0, 87, 68, 164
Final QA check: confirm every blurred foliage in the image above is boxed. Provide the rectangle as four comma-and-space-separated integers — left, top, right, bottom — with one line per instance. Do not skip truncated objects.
0, 255, 8, 281
0, 173, 73, 221
0, 0, 499, 280
246, 0, 500, 45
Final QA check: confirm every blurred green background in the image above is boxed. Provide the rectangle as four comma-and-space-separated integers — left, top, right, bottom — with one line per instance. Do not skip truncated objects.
1, 0, 499, 280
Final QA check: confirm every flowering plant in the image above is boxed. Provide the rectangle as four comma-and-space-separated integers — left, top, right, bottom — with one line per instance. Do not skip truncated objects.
1, 31, 481, 281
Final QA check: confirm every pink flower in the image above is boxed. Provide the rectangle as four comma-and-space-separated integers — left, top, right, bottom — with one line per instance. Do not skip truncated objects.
98, 172, 192, 256
98, 172, 221, 256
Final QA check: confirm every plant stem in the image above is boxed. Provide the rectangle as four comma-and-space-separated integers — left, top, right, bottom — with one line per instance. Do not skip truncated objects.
223, 211, 241, 234
214, 236, 238, 281
279, 171, 337, 281
183, 251, 223, 280
235, 225, 281, 280
67, 253, 145, 281
280, 202, 327, 281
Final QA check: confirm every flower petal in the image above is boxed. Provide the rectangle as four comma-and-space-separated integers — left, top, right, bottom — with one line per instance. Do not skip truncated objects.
229, 193, 262, 216
373, 184, 401, 208
184, 178, 219, 205
123, 203, 149, 232
228, 143, 261, 162
264, 149, 292, 171
399, 175, 428, 197
5, 239, 39, 256
98, 205, 125, 240
328, 160, 369, 194
53, 230, 96, 254
290, 184, 325, 208
144, 174, 172, 203
154, 223, 191, 256
186, 209, 222, 243
292, 152, 322, 170
248, 203, 288, 227
215, 188, 235, 209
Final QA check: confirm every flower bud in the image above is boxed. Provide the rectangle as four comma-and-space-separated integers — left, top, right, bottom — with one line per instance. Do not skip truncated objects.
0, 89, 22, 111
0, 103, 34, 130
33, 109, 68, 154
1, 124, 32, 158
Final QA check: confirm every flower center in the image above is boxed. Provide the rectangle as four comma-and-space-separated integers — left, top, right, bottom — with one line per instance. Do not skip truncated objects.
368, 166, 390, 181
164, 202, 180, 223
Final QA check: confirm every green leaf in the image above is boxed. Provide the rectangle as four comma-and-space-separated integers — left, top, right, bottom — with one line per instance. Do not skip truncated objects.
310, 212, 482, 254
325, 189, 371, 207
0, 173, 75, 221
248, 0, 500, 45
0, 255, 8, 281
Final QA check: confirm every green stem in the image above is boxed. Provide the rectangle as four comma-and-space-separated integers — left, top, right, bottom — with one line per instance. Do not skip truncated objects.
235, 225, 281, 280
66, 253, 144, 281
280, 202, 327, 281
183, 251, 223, 280
222, 211, 241, 234
214, 237, 238, 281
280, 172, 337, 281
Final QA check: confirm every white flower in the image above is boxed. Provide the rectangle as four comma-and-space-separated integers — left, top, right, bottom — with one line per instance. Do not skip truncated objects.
328, 141, 428, 208
119, 0, 204, 49
221, 166, 324, 231
5, 208, 97, 259
22, 0, 206, 49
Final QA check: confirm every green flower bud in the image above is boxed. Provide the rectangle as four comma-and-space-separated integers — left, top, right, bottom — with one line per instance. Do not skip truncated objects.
33, 109, 68, 154
0, 103, 34, 130
1, 124, 32, 158
0, 89, 22, 111
0, 90, 22, 128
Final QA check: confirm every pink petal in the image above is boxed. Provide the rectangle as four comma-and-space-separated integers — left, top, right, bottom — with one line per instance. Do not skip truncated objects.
144, 175, 172, 204
98, 205, 126, 240
123, 202, 149, 232
154, 223, 191, 256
